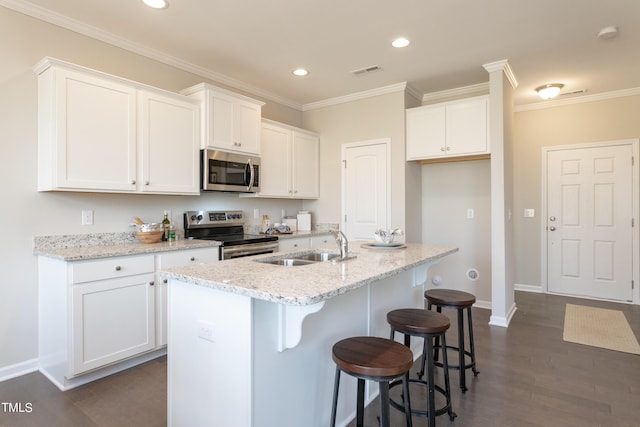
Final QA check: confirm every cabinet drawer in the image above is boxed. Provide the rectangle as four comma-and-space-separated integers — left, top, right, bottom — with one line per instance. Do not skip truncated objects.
70, 255, 155, 284
310, 234, 333, 248
158, 248, 219, 268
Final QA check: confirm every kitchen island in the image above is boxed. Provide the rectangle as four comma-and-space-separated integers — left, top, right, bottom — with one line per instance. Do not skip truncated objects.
161, 242, 457, 427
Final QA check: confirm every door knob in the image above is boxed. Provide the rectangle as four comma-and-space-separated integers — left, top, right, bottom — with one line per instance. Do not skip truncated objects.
549, 226, 556, 231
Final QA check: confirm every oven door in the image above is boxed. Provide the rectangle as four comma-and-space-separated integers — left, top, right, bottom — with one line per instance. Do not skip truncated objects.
201, 149, 260, 192
221, 241, 278, 260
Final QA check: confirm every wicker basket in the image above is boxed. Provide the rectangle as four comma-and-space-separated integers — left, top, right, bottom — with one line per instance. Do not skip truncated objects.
136, 230, 163, 244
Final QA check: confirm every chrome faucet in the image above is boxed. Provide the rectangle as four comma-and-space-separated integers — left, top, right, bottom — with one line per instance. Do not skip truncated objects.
330, 230, 349, 260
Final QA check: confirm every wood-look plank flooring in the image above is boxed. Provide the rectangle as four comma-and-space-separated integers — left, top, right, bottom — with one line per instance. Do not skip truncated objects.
0, 291, 638, 427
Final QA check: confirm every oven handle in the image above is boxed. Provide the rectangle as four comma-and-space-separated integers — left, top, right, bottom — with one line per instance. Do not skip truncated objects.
246, 158, 255, 192
223, 241, 279, 259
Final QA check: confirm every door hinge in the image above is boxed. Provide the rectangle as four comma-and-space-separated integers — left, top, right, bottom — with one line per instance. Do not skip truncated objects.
633, 218, 635, 227
344, 214, 347, 222
343, 160, 347, 168
632, 280, 635, 290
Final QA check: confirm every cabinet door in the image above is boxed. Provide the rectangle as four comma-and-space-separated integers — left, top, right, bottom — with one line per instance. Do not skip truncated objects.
406, 105, 446, 160
50, 68, 137, 191
259, 123, 292, 197
278, 237, 310, 252
310, 234, 333, 248
235, 99, 261, 155
155, 248, 219, 347
139, 90, 200, 195
209, 91, 235, 151
445, 97, 488, 156
71, 274, 155, 375
292, 132, 320, 198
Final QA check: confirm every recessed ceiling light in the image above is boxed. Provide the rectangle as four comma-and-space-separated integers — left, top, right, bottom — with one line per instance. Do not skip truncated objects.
142, 0, 169, 9
392, 38, 410, 48
292, 68, 309, 77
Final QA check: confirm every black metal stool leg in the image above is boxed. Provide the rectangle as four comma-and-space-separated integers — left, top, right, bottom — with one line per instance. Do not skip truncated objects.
401, 372, 413, 427
457, 307, 467, 392
356, 378, 365, 427
379, 381, 391, 427
467, 306, 479, 376
330, 366, 341, 427
425, 336, 436, 427
433, 306, 442, 362
440, 334, 457, 421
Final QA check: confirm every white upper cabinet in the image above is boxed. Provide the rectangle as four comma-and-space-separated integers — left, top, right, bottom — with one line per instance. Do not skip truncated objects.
406, 95, 489, 161
35, 57, 200, 195
247, 120, 319, 199
138, 90, 200, 194
181, 83, 264, 155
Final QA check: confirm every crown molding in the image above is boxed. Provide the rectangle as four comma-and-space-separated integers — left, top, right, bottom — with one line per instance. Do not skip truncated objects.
302, 82, 410, 111
515, 87, 640, 112
483, 59, 519, 88
0, 0, 303, 110
421, 82, 489, 104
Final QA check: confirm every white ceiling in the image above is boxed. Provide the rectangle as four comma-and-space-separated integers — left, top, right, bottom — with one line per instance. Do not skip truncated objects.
6, 0, 640, 109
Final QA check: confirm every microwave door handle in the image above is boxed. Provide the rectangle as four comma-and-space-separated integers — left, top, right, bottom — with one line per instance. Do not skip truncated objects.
246, 159, 255, 191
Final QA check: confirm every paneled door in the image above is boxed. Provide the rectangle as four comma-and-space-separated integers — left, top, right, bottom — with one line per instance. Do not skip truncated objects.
342, 139, 390, 240
545, 142, 633, 301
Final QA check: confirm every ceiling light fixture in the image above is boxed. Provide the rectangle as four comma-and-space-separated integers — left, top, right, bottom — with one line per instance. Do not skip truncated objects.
292, 68, 309, 77
142, 0, 169, 9
597, 26, 618, 40
392, 38, 410, 48
535, 83, 564, 99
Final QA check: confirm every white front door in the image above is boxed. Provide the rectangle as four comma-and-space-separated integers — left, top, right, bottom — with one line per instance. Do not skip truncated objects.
545, 142, 633, 301
342, 139, 390, 240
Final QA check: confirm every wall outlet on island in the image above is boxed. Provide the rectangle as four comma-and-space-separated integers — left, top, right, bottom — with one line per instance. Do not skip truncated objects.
198, 321, 216, 343
81, 209, 94, 225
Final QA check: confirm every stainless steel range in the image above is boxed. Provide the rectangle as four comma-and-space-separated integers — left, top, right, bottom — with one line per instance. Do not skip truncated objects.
184, 210, 278, 260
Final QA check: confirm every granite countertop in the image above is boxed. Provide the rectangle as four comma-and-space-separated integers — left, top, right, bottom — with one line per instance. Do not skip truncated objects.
34, 232, 220, 261
161, 242, 458, 306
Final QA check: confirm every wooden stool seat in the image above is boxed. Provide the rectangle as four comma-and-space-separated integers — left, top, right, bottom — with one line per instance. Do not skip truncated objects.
331, 336, 413, 427
387, 309, 456, 427
425, 289, 479, 393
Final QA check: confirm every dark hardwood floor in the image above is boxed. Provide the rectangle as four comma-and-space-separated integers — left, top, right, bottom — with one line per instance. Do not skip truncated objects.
1, 291, 638, 427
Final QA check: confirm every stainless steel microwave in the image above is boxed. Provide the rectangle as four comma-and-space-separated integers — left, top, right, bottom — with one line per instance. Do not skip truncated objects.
201, 149, 260, 192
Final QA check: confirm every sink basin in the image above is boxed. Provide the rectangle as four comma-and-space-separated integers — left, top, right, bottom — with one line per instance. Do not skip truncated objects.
293, 252, 341, 262
255, 250, 345, 267
259, 258, 316, 267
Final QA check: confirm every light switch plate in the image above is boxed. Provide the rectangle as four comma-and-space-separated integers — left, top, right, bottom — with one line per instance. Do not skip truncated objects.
524, 209, 535, 218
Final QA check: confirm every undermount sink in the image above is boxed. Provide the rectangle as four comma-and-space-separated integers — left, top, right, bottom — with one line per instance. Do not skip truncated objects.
260, 258, 316, 267
293, 252, 341, 262
255, 250, 348, 267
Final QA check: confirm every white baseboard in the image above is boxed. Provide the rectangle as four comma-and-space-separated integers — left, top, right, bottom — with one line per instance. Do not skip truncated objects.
0, 358, 38, 383
515, 283, 543, 293
489, 302, 518, 328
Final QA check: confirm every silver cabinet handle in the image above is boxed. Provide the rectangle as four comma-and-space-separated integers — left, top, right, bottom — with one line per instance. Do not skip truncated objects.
115, 266, 122, 271
145, 181, 150, 186
149, 281, 155, 286
163, 279, 168, 284
131, 180, 136, 185
440, 147, 445, 152
190, 257, 196, 261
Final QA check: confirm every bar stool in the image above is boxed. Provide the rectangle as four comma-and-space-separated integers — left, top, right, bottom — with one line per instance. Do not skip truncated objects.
424, 289, 479, 392
387, 309, 456, 427
330, 336, 413, 427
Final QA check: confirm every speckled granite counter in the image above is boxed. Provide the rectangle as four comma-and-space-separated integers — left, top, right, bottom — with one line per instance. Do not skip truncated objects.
34, 232, 220, 261
161, 242, 457, 306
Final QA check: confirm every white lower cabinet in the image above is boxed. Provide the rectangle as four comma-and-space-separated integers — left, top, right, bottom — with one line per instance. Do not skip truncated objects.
71, 272, 155, 375
310, 234, 333, 248
38, 246, 218, 390
278, 236, 310, 252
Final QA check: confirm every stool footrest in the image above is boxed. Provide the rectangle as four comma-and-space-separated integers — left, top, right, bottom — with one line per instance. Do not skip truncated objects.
388, 379, 457, 421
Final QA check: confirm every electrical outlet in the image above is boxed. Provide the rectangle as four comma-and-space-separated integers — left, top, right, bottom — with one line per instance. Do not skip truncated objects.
254, 208, 260, 219
197, 321, 215, 343
81, 210, 94, 225
466, 208, 474, 219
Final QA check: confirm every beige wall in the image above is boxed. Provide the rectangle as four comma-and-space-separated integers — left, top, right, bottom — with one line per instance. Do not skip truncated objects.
0, 6, 304, 372
513, 95, 640, 289
302, 91, 412, 237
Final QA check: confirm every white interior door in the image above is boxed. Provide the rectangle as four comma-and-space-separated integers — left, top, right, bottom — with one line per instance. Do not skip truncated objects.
546, 143, 633, 301
342, 139, 390, 240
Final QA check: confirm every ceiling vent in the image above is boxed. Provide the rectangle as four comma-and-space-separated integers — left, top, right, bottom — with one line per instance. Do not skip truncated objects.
560, 89, 587, 96
351, 65, 383, 76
